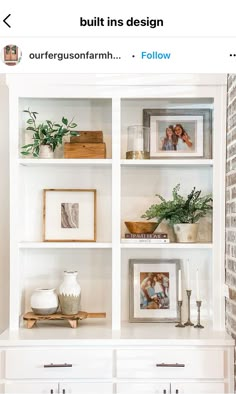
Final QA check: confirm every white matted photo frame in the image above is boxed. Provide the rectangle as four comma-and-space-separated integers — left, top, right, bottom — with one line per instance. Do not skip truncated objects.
43, 189, 96, 242
143, 108, 212, 159
129, 259, 180, 322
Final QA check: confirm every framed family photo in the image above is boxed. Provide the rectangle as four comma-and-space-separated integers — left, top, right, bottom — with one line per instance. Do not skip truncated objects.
143, 108, 212, 158
43, 189, 96, 242
129, 259, 180, 322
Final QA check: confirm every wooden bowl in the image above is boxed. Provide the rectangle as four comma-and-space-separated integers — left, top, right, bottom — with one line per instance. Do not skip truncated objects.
125, 221, 158, 234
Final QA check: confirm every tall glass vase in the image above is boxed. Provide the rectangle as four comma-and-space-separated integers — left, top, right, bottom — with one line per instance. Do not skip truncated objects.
126, 125, 150, 159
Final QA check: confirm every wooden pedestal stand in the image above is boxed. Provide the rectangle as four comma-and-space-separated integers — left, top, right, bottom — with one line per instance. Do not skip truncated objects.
23, 311, 106, 328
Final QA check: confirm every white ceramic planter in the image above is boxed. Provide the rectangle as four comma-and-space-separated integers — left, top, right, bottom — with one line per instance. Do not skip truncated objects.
58, 271, 81, 314
173, 223, 199, 243
30, 288, 58, 315
39, 145, 53, 159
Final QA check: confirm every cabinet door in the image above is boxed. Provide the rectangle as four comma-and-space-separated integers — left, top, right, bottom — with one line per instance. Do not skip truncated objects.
4, 383, 58, 393
171, 382, 225, 394
116, 383, 170, 394
60, 383, 113, 393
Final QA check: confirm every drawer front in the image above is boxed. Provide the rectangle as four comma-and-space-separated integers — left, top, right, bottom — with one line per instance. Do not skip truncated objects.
4, 383, 58, 393
117, 383, 170, 394
116, 382, 225, 394
116, 349, 224, 379
172, 382, 225, 393
61, 383, 113, 393
5, 348, 112, 379
4, 383, 113, 394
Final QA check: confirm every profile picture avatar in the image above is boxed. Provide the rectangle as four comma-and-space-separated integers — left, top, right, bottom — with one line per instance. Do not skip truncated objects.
1, 44, 22, 66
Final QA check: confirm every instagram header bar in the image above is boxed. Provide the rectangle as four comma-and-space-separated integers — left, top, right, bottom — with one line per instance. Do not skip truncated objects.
0, 37, 236, 73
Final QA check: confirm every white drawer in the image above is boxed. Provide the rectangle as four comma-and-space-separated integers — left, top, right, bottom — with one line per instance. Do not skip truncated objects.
5, 348, 112, 379
117, 383, 170, 394
116, 348, 224, 379
116, 382, 225, 394
4, 382, 113, 394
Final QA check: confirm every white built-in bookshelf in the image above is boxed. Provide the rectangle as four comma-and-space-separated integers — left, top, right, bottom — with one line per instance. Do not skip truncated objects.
6, 74, 227, 334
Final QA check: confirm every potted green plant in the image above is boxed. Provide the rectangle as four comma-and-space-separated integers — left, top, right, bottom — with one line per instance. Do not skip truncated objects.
21, 109, 78, 158
141, 184, 212, 242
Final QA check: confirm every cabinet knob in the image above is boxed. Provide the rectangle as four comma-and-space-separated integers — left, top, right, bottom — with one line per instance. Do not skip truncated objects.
163, 390, 166, 394
62, 390, 66, 394
50, 390, 53, 394
176, 390, 179, 394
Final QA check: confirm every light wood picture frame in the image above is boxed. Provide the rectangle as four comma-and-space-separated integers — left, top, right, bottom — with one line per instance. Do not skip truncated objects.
43, 189, 96, 242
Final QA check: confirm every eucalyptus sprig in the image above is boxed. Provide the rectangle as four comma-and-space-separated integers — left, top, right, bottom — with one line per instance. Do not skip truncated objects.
141, 184, 212, 226
21, 109, 78, 157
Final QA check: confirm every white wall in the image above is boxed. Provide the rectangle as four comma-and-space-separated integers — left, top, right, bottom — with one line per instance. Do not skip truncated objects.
0, 75, 9, 331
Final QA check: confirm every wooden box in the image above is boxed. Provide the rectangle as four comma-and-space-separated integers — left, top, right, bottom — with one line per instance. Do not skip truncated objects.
70, 131, 103, 143
64, 142, 106, 159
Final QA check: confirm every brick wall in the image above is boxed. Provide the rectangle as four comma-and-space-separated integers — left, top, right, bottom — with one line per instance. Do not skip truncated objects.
226, 74, 236, 387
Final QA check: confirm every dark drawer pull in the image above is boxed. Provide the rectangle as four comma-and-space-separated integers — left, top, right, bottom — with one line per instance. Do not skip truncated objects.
44, 363, 72, 368
156, 363, 185, 368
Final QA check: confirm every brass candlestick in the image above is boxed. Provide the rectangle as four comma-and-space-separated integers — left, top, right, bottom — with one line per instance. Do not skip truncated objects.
194, 300, 204, 328
175, 300, 185, 327
184, 290, 194, 326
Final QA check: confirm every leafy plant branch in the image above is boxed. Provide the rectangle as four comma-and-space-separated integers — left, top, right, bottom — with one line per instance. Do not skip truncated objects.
141, 184, 212, 226
21, 109, 78, 157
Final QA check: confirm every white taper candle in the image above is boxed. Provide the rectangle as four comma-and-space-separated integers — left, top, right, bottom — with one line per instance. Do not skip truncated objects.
196, 269, 200, 300
178, 269, 182, 301
186, 259, 190, 290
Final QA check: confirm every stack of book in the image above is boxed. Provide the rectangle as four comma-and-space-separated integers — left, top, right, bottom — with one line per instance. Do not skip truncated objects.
122, 233, 170, 243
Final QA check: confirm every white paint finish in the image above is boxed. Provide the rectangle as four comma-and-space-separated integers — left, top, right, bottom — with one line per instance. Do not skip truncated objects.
19, 98, 112, 159
121, 248, 212, 322
116, 348, 224, 379
120, 95, 213, 159
60, 383, 113, 393
120, 159, 213, 166
4, 382, 113, 394
117, 382, 170, 394
18, 242, 112, 248
212, 86, 227, 330
19, 158, 112, 166
5, 75, 230, 341
0, 83, 9, 332
112, 97, 122, 330
171, 382, 225, 394
21, 248, 112, 320
6, 74, 227, 88
5, 348, 113, 379
117, 382, 225, 394
4, 383, 58, 393
20, 166, 111, 243
121, 166, 212, 241
0, 324, 234, 345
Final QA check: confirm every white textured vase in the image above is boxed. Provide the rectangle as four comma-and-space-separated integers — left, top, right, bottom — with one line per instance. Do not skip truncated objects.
30, 288, 58, 315
58, 271, 81, 315
174, 223, 199, 243
39, 145, 53, 159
